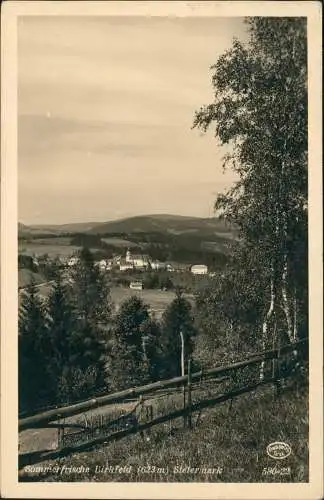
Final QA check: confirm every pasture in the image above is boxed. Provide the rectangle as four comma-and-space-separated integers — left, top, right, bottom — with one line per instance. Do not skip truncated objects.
18, 278, 191, 319
18, 269, 46, 288
18, 243, 82, 258
111, 288, 193, 318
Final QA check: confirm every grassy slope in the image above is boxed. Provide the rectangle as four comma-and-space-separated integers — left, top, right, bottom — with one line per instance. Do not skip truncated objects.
18, 268, 46, 288
20, 385, 308, 483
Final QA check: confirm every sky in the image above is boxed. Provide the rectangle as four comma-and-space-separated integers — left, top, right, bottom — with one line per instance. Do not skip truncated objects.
18, 16, 248, 225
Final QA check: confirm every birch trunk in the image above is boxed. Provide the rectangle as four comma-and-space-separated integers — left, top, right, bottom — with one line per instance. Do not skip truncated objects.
293, 286, 298, 342
282, 258, 294, 344
260, 275, 275, 380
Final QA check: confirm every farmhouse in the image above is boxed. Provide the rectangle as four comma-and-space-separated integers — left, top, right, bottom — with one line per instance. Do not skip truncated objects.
68, 257, 79, 267
119, 259, 134, 272
150, 260, 166, 271
125, 250, 150, 270
191, 264, 208, 275
129, 280, 143, 290
97, 259, 108, 271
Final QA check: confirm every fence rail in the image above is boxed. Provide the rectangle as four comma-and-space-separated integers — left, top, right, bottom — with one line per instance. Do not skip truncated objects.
19, 338, 306, 432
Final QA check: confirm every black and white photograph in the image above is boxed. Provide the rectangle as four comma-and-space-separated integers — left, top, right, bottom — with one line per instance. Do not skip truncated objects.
1, 1, 322, 498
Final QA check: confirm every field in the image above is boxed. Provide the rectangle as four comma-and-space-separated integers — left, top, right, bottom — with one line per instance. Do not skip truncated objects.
18, 269, 46, 288
19, 243, 82, 258
111, 288, 193, 318
18, 277, 189, 318
19, 384, 308, 483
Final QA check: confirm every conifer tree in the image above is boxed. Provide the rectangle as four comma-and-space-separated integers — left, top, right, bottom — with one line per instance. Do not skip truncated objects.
160, 288, 197, 378
107, 296, 151, 390
19, 278, 50, 411
46, 272, 76, 400
69, 247, 112, 388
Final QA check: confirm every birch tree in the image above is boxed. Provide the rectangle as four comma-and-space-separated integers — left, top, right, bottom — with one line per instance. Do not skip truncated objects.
193, 18, 307, 376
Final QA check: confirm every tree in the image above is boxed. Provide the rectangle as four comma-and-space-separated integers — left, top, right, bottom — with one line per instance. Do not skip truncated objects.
140, 317, 164, 381
19, 279, 50, 411
46, 272, 77, 401
160, 289, 197, 378
107, 296, 152, 390
69, 247, 112, 387
193, 18, 307, 376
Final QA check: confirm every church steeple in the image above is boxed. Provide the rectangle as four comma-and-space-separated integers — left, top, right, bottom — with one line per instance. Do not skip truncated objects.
126, 249, 131, 263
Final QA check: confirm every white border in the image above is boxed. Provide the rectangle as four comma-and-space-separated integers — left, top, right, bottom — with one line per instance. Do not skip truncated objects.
1, 2, 322, 499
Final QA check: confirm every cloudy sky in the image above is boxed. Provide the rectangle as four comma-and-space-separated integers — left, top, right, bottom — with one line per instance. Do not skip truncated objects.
18, 16, 248, 225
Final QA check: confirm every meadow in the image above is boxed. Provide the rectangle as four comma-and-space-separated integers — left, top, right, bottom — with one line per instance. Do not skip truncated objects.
18, 243, 82, 258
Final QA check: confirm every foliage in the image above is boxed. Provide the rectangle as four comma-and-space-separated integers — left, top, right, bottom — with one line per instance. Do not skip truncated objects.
18, 279, 51, 411
159, 289, 197, 378
45, 273, 77, 396
69, 248, 112, 383
56, 366, 99, 404
193, 18, 308, 354
107, 296, 152, 390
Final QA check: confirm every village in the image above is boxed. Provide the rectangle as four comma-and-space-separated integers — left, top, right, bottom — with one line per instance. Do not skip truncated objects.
20, 247, 212, 294
67, 249, 209, 276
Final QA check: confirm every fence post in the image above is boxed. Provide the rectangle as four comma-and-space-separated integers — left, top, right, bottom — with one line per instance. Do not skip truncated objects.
187, 358, 192, 429
180, 331, 186, 428
57, 413, 63, 450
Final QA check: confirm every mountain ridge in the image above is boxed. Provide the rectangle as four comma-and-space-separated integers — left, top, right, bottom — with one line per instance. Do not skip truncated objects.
18, 214, 236, 239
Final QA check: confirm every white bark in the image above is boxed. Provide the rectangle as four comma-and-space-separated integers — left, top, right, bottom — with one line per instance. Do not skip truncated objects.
282, 259, 294, 344
293, 286, 298, 342
260, 275, 275, 380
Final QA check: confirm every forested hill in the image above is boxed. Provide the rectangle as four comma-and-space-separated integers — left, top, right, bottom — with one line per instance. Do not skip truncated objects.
18, 214, 237, 240
86, 214, 236, 238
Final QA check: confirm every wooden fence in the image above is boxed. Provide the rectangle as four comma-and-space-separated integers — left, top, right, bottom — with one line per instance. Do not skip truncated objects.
18, 338, 307, 468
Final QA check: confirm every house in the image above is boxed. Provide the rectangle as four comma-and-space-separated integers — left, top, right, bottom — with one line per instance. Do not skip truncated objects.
32, 256, 39, 267
125, 250, 150, 269
150, 260, 166, 271
106, 259, 113, 270
97, 259, 108, 271
191, 264, 208, 275
129, 280, 143, 290
119, 259, 134, 272
68, 257, 79, 267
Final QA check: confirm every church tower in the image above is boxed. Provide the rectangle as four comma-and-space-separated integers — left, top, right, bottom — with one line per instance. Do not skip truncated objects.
126, 249, 132, 263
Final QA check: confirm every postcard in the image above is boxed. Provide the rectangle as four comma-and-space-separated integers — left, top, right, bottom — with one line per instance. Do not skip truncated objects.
1, 1, 322, 498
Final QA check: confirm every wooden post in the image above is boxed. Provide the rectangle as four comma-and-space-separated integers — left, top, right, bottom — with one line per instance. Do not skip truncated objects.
187, 358, 192, 429
180, 331, 185, 377
57, 413, 65, 451
180, 330, 186, 428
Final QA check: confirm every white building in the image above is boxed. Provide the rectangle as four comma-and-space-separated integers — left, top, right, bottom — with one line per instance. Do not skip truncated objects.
68, 257, 79, 267
97, 259, 108, 271
191, 264, 208, 275
150, 260, 166, 271
125, 250, 150, 269
119, 259, 134, 272
129, 280, 143, 290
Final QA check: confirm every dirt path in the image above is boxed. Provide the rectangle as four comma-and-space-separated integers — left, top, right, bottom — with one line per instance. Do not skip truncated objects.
19, 400, 138, 456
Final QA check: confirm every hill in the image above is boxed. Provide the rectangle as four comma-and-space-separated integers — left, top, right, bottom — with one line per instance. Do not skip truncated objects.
87, 214, 236, 239
28, 222, 103, 234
